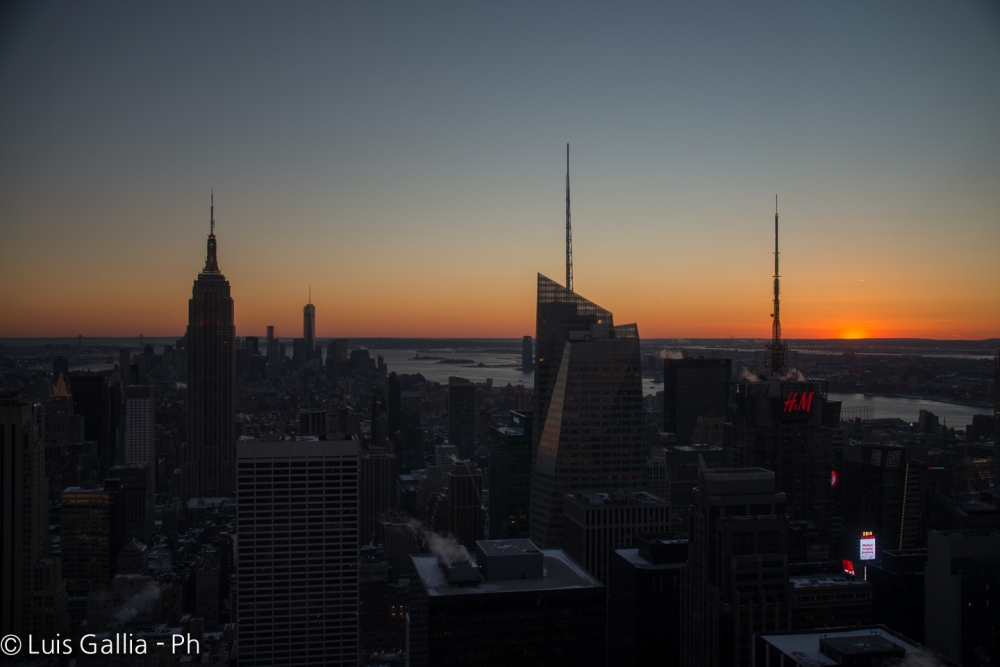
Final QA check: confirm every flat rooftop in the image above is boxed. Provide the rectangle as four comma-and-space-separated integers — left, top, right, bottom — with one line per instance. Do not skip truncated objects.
759, 627, 939, 666
412, 550, 602, 597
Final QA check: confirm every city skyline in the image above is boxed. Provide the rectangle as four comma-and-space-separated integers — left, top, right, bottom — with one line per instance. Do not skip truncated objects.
2, 2, 998, 340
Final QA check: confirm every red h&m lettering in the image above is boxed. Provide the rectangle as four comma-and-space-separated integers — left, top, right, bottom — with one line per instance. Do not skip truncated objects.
783, 391, 814, 413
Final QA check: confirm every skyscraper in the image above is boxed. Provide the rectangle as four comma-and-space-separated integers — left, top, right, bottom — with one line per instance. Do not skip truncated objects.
1, 390, 69, 637
447, 376, 475, 459
521, 335, 533, 372
681, 467, 791, 667
529, 274, 646, 547
304, 290, 316, 359
662, 357, 731, 444
236, 438, 359, 667
123, 385, 155, 467
183, 195, 236, 499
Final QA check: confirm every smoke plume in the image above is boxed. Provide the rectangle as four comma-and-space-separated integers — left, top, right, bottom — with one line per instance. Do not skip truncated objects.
657, 348, 684, 360
739, 367, 760, 383
113, 581, 161, 625
409, 519, 469, 566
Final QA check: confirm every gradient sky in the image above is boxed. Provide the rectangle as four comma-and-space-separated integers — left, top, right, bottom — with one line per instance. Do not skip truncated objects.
1, 1, 998, 340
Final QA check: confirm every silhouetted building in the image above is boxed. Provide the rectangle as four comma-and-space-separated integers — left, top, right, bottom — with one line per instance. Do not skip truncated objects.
70, 373, 117, 472
123, 385, 155, 467
925, 529, 1000, 666
183, 202, 236, 499
105, 465, 154, 543
728, 380, 840, 562
1, 390, 69, 637
359, 449, 400, 546
447, 376, 475, 459
681, 467, 790, 667
298, 408, 327, 437
521, 335, 533, 371
447, 462, 483, 549
789, 572, 872, 630
304, 298, 316, 359
840, 443, 923, 558
609, 534, 688, 667
866, 548, 927, 643
53, 355, 70, 381
387, 372, 401, 436
61, 485, 124, 596
408, 539, 606, 667
663, 358, 731, 445
529, 274, 646, 548
563, 490, 670, 584
236, 438, 360, 667
653, 443, 726, 532
488, 410, 533, 539
45, 374, 84, 446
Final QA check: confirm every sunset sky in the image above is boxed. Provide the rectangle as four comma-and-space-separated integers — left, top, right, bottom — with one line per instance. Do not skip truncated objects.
1, 2, 998, 339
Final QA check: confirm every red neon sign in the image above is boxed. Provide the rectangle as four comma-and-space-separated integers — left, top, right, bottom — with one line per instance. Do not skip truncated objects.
842, 559, 855, 576
831, 470, 839, 488
783, 391, 815, 413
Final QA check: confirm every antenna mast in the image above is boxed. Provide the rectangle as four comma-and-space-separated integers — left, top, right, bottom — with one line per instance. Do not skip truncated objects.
768, 195, 787, 376
210, 189, 215, 236
566, 143, 573, 292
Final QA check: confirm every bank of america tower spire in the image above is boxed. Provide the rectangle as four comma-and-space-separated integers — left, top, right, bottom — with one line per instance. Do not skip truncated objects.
183, 192, 236, 499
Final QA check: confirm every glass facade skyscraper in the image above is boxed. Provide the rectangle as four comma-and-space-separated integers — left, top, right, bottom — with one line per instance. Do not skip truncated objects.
529, 274, 646, 548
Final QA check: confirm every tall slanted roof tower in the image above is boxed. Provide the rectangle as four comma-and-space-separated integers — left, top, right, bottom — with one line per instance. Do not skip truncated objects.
527, 148, 645, 548
183, 191, 236, 499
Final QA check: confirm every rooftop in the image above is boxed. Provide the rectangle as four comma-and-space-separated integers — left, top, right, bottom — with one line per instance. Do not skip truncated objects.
759, 626, 950, 666
412, 549, 602, 597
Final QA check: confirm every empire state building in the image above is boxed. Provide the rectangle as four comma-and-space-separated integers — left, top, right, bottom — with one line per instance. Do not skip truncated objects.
183, 195, 236, 499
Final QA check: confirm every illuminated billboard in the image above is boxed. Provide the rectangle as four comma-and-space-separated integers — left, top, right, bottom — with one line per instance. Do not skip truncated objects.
841, 559, 855, 576
859, 532, 876, 561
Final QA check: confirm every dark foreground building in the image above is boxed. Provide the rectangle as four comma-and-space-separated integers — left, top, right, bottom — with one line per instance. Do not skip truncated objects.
408, 538, 606, 666
608, 534, 688, 666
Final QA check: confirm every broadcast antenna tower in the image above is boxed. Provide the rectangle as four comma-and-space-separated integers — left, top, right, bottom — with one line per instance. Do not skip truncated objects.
767, 195, 787, 377
565, 143, 573, 292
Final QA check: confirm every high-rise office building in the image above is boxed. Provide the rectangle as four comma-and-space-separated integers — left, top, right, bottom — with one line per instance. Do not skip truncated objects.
727, 380, 841, 562
609, 534, 688, 667
70, 373, 117, 473
681, 467, 791, 667
408, 539, 606, 667
447, 376, 476, 459
123, 385, 155, 467
663, 358, 731, 444
1, 390, 68, 637
447, 461, 483, 549
304, 295, 316, 359
521, 335, 533, 371
183, 197, 236, 499
925, 529, 1000, 665
61, 485, 124, 596
563, 490, 670, 584
359, 449, 400, 546
45, 374, 84, 446
529, 274, 646, 548
488, 410, 533, 539
236, 438, 359, 667
105, 465, 155, 544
